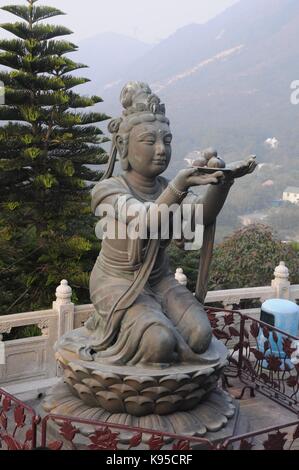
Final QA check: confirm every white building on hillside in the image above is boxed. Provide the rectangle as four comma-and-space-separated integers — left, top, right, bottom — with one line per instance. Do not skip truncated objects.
283, 187, 299, 205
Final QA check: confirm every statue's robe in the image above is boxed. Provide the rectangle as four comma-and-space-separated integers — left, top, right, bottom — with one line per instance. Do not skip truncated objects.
81, 175, 222, 366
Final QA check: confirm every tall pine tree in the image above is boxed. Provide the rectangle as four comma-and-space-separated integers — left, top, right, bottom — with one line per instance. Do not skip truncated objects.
0, 0, 109, 313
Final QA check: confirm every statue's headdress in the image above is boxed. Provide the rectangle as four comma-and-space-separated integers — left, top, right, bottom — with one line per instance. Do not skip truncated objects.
102, 82, 169, 180
120, 81, 166, 116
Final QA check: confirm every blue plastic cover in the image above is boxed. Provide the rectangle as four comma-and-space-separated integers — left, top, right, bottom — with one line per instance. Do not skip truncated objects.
262, 299, 299, 316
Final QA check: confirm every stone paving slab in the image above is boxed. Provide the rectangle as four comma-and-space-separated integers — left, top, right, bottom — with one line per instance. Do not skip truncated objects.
226, 380, 298, 450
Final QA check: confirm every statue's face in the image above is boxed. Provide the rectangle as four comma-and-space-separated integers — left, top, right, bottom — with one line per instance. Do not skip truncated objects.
127, 121, 172, 177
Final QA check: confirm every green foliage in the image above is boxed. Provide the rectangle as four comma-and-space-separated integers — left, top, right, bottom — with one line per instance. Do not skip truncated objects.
291, 242, 299, 252
1, 22, 72, 41
265, 203, 299, 241
168, 243, 200, 293
168, 225, 299, 293
209, 225, 299, 290
0, 0, 109, 315
3, 324, 42, 341
2, 5, 65, 23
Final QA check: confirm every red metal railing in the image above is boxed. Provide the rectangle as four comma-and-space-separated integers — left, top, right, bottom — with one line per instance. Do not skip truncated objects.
40, 414, 299, 451
1, 307, 298, 450
207, 307, 299, 414
219, 419, 299, 450
0, 388, 40, 450
40, 413, 217, 450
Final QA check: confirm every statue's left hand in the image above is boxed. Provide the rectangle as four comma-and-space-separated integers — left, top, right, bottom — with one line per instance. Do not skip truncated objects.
226, 155, 258, 180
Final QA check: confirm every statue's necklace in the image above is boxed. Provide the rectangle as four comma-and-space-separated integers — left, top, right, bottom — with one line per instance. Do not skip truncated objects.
122, 175, 162, 202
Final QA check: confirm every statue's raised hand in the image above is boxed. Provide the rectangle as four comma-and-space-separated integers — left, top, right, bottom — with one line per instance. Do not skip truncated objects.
173, 168, 224, 192
226, 155, 257, 179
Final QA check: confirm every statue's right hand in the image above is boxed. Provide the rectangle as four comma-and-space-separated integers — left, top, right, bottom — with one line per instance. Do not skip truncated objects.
173, 168, 224, 191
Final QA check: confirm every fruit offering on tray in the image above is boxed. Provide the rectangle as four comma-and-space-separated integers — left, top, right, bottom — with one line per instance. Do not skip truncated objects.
185, 148, 230, 173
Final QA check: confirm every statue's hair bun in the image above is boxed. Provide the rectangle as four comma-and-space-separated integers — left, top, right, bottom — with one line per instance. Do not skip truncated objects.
108, 81, 168, 135
120, 81, 152, 109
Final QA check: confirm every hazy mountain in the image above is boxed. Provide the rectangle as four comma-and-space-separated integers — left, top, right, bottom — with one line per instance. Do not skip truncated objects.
73, 32, 152, 95
83, 0, 299, 179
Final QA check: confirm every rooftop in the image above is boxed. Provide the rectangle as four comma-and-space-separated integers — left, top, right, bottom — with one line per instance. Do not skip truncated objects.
284, 187, 299, 194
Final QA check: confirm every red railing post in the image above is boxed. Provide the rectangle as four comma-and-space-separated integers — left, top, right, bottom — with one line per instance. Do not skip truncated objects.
40, 416, 49, 448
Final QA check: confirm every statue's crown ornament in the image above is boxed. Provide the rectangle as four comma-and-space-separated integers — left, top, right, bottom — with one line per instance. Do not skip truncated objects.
108, 81, 167, 136
120, 81, 166, 116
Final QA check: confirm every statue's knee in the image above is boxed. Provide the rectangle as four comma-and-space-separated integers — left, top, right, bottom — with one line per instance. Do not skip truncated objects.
150, 325, 176, 355
142, 325, 177, 363
189, 322, 212, 354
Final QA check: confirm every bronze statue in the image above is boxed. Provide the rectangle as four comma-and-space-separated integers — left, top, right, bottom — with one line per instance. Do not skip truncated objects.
84, 81, 256, 367
49, 82, 257, 434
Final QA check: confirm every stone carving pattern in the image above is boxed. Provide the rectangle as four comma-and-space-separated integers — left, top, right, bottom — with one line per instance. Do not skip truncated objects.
57, 355, 224, 417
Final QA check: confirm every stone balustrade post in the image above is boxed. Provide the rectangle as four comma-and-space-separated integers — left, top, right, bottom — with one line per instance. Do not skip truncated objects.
271, 261, 291, 300
53, 280, 75, 340
175, 268, 188, 287
0, 334, 4, 367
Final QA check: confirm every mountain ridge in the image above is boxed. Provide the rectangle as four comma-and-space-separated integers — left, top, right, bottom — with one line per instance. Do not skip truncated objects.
76, 0, 299, 185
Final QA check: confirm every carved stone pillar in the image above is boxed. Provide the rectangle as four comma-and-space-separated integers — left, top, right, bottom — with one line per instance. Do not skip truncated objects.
53, 280, 75, 340
175, 268, 187, 286
271, 262, 291, 300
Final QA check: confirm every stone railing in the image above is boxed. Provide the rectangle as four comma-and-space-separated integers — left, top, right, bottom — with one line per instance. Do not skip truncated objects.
0, 280, 96, 388
0, 262, 298, 390
175, 262, 299, 318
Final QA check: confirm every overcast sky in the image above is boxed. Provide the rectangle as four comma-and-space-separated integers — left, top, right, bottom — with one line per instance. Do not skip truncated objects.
0, 0, 239, 43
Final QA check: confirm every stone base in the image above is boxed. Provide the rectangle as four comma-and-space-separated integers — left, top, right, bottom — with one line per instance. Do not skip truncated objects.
47, 329, 244, 446
56, 331, 229, 417
43, 380, 240, 445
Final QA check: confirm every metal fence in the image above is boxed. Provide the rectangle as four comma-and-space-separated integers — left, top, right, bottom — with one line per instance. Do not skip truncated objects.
1, 308, 298, 450
0, 389, 40, 450
40, 414, 216, 450
207, 308, 299, 414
